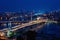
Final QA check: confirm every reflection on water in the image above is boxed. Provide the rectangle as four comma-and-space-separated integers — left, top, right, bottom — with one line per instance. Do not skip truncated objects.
36, 23, 60, 40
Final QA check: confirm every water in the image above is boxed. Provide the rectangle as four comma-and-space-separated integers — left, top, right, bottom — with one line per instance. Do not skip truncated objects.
36, 23, 60, 40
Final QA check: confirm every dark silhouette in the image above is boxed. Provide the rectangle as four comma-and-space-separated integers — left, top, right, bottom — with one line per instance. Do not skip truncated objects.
16, 36, 24, 40
52, 36, 60, 40
25, 30, 36, 40
0, 38, 6, 40
57, 18, 60, 24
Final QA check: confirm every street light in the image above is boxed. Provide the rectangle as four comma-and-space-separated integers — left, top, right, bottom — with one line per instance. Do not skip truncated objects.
6, 17, 16, 38
8, 21, 11, 30
31, 12, 33, 21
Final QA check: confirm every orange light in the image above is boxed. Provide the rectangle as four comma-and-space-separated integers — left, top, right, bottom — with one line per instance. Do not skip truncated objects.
43, 14, 46, 16
0, 31, 5, 37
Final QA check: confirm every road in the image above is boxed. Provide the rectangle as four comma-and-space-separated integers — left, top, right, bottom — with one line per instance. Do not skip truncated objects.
1, 19, 46, 32
1, 19, 57, 32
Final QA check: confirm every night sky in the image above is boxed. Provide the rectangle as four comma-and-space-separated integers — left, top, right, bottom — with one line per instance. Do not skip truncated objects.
0, 0, 60, 12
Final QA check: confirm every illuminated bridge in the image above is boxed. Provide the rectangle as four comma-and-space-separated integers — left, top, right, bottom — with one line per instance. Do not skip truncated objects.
1, 19, 57, 32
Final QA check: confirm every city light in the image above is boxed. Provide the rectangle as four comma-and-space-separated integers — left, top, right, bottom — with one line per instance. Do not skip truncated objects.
0, 10, 60, 40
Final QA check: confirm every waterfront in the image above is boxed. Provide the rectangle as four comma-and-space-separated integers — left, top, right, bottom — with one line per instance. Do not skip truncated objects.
36, 23, 60, 40
0, 10, 60, 40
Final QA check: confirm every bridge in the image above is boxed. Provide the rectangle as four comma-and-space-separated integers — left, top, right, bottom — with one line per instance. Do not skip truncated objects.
1, 19, 57, 32
1, 19, 46, 31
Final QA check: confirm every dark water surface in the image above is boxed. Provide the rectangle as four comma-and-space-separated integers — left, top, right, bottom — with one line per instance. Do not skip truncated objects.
36, 23, 60, 40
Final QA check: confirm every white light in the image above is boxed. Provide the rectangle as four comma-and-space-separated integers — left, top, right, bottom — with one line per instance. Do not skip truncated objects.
20, 16, 23, 17
37, 17, 41, 20
34, 13, 42, 15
